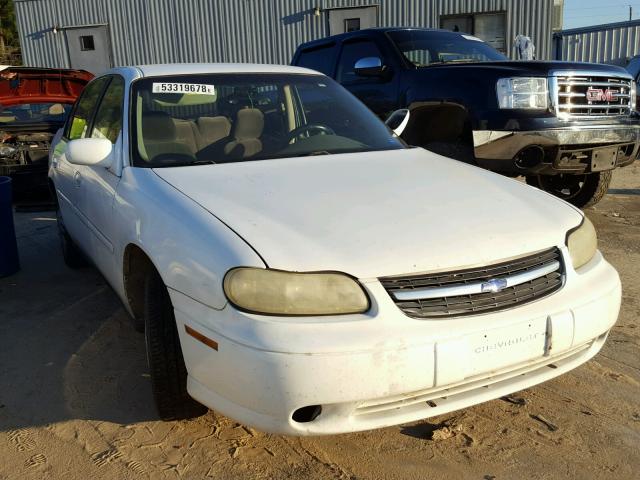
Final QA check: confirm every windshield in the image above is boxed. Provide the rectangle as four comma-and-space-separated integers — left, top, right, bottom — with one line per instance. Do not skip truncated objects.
131, 73, 404, 167
388, 30, 506, 67
0, 103, 72, 125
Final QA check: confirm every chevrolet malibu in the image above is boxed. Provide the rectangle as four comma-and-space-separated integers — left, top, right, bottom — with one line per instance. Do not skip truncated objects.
49, 64, 621, 435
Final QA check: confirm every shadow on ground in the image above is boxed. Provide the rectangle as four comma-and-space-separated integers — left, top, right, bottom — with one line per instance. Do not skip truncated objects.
0, 212, 157, 431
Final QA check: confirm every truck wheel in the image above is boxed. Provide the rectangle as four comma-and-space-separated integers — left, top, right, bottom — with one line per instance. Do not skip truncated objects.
56, 208, 87, 268
144, 271, 208, 421
525, 171, 612, 208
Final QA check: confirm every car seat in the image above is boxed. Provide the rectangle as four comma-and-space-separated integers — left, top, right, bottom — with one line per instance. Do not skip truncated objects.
223, 108, 264, 159
141, 111, 195, 164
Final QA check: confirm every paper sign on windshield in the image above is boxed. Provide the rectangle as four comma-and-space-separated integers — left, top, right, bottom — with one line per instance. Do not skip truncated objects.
152, 83, 216, 95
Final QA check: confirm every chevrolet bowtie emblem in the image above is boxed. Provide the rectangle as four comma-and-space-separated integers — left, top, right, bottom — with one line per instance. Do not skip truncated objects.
481, 278, 508, 293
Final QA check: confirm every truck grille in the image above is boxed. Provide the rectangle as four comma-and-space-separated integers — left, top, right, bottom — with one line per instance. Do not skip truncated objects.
379, 248, 564, 318
554, 74, 633, 118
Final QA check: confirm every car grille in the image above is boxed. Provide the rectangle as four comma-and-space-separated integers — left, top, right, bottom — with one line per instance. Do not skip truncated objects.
554, 74, 633, 118
379, 248, 564, 318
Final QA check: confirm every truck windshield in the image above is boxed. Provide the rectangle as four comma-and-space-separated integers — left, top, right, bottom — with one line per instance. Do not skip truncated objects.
130, 73, 404, 167
387, 30, 506, 67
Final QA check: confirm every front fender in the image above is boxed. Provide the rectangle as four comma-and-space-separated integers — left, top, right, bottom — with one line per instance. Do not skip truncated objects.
113, 167, 266, 311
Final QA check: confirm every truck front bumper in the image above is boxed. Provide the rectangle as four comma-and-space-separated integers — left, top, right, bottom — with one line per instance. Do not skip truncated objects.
473, 124, 640, 175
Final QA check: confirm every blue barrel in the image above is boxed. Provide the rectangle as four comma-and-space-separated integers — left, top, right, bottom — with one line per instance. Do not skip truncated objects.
0, 176, 20, 277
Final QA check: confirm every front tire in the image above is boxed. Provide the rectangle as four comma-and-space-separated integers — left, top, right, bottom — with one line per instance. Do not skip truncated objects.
525, 171, 612, 208
144, 272, 208, 421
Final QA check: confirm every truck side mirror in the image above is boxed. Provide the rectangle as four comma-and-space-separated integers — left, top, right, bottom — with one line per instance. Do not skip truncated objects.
354, 57, 385, 77
385, 109, 410, 136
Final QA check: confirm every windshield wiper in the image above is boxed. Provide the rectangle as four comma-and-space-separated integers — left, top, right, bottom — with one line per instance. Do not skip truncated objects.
299, 150, 330, 156
424, 59, 477, 66
152, 159, 216, 168
188, 159, 216, 165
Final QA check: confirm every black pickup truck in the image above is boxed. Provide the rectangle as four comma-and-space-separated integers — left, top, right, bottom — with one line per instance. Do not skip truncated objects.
292, 28, 640, 207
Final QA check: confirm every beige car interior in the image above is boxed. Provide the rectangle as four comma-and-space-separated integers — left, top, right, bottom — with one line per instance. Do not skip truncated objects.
138, 86, 295, 164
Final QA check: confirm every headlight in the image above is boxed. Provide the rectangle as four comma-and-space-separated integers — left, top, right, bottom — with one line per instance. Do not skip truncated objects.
566, 217, 597, 270
0, 145, 16, 157
223, 268, 370, 316
630, 82, 637, 112
496, 77, 548, 109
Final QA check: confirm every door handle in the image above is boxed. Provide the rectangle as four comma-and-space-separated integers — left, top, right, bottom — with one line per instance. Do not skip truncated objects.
73, 170, 82, 187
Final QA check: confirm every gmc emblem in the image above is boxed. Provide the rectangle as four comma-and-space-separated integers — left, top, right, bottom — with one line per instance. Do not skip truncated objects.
586, 87, 617, 102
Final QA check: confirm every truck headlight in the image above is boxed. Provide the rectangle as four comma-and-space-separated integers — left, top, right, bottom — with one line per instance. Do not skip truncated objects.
223, 268, 370, 316
496, 77, 548, 109
630, 82, 637, 112
566, 217, 597, 270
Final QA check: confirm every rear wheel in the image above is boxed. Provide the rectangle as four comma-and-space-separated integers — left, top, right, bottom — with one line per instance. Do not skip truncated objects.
56, 208, 87, 268
525, 171, 612, 208
144, 272, 208, 421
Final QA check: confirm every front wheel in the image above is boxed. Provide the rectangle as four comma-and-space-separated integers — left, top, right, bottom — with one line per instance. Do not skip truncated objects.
144, 272, 208, 421
525, 171, 612, 208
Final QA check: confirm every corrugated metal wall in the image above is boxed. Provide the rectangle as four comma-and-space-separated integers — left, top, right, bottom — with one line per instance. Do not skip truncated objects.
554, 20, 640, 66
14, 0, 555, 69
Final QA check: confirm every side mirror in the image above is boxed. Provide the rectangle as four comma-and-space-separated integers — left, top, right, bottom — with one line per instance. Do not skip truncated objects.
354, 57, 385, 77
66, 138, 113, 167
385, 109, 410, 136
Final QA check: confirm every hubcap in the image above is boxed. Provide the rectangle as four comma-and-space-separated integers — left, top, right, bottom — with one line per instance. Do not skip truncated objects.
537, 174, 587, 200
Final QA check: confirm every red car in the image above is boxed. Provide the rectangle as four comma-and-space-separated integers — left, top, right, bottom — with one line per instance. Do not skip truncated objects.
0, 67, 93, 196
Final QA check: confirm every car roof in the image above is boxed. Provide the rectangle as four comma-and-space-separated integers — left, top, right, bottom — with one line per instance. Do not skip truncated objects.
295, 27, 447, 50
112, 63, 320, 78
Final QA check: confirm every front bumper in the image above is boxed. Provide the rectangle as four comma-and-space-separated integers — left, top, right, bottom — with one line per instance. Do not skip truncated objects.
473, 124, 640, 174
170, 248, 621, 435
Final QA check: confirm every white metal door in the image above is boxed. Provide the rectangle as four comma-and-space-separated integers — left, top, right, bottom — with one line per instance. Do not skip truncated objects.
65, 26, 112, 74
328, 7, 377, 35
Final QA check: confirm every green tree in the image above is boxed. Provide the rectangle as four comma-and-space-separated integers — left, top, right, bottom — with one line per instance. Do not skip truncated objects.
0, 0, 21, 63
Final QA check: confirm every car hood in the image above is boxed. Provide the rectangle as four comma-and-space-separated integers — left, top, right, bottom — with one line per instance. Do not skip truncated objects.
420, 60, 632, 77
153, 148, 582, 279
0, 67, 93, 106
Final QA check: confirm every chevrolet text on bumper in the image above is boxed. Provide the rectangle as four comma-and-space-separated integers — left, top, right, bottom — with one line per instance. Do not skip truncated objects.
49, 64, 621, 436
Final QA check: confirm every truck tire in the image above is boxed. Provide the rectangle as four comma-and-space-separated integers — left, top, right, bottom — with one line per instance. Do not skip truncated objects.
525, 171, 612, 208
144, 271, 208, 421
56, 208, 87, 269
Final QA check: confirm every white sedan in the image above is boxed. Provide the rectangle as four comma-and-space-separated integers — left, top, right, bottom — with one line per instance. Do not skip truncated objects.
49, 64, 621, 435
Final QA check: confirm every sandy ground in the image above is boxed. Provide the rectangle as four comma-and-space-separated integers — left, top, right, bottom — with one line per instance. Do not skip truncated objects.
0, 164, 639, 480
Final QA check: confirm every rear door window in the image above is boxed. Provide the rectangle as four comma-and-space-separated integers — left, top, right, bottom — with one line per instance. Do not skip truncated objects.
65, 76, 110, 140
295, 43, 337, 76
336, 40, 383, 84
90, 76, 125, 143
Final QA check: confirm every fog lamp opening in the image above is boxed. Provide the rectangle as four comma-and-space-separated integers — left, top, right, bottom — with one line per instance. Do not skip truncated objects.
292, 405, 322, 423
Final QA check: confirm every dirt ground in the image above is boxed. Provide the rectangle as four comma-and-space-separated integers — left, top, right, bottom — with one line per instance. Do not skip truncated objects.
1, 164, 639, 480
